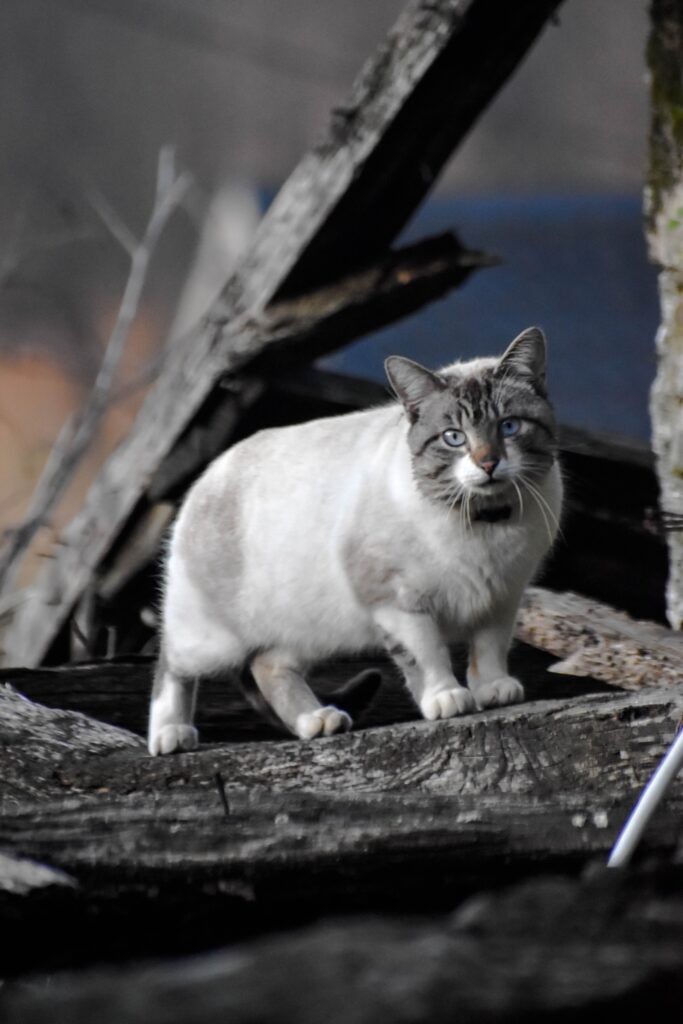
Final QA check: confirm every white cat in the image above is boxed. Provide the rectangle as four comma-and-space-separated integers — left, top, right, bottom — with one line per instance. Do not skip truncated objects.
149, 327, 562, 755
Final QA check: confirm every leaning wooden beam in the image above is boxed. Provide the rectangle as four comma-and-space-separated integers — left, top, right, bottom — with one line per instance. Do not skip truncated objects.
229, 0, 565, 303
3, 0, 563, 667
516, 587, 683, 690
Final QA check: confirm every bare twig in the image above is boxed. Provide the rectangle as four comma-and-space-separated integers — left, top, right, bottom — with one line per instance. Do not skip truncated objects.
0, 147, 192, 597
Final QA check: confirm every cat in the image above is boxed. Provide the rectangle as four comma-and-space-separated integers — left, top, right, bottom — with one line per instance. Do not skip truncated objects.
148, 326, 562, 755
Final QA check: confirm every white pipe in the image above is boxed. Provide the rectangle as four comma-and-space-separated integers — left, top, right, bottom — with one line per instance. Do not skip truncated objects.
607, 726, 683, 867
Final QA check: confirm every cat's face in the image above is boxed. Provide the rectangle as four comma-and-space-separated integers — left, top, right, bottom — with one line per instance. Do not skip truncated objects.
385, 328, 557, 507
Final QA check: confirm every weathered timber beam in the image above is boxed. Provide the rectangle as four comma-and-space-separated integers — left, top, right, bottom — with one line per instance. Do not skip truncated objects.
3, 0, 562, 668
3, 678, 682, 806
226, 0, 565, 302
516, 587, 683, 690
4, 871, 682, 1023
228, 233, 494, 370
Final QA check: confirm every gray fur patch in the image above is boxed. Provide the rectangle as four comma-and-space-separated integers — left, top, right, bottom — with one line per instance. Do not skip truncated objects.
176, 457, 245, 602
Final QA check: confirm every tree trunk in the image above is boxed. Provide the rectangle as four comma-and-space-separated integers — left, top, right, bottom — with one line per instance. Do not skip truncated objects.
647, 0, 683, 627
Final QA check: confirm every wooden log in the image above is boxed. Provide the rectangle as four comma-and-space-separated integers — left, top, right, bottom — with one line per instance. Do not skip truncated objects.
3, 0, 562, 667
2, 676, 682, 976
2, 667, 681, 807
516, 587, 683, 690
2, 871, 683, 1022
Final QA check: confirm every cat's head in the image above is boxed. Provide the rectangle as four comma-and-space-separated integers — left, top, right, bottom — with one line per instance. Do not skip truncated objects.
385, 327, 557, 506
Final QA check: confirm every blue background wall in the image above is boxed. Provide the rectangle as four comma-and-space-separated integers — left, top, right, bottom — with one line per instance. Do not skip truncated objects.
321, 196, 659, 442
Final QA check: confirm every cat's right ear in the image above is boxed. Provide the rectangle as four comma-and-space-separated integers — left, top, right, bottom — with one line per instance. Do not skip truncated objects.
385, 356, 446, 422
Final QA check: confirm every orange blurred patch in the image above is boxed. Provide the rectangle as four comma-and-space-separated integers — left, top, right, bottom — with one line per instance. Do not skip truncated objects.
0, 306, 165, 589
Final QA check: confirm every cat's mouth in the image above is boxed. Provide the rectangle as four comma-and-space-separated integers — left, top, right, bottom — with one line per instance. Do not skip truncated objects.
467, 477, 510, 496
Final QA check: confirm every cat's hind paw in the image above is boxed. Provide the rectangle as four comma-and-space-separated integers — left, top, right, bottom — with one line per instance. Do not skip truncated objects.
148, 724, 199, 756
295, 706, 352, 740
473, 676, 525, 710
420, 686, 476, 721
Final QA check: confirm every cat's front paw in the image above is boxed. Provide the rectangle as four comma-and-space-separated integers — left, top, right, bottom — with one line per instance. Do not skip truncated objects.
420, 686, 476, 721
148, 724, 199, 756
473, 676, 525, 710
295, 706, 352, 740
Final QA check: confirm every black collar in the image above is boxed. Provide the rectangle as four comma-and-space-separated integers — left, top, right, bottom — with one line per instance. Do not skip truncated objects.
473, 504, 512, 524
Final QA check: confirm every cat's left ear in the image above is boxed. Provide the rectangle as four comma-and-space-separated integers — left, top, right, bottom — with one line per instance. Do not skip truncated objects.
499, 327, 547, 388
385, 356, 446, 421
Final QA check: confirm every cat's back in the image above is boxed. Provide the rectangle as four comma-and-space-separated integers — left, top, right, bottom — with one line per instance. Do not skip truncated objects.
193, 401, 400, 503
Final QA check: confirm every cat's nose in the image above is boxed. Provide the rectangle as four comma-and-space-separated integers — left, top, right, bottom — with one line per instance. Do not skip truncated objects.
480, 459, 499, 477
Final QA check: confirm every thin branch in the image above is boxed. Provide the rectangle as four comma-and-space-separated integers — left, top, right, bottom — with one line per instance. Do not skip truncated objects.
0, 148, 192, 598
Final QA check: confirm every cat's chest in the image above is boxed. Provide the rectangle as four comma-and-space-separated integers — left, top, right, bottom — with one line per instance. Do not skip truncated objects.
355, 512, 525, 626
411, 523, 518, 602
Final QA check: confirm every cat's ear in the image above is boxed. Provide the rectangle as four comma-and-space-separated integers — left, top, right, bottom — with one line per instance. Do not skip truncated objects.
385, 356, 446, 421
499, 327, 547, 387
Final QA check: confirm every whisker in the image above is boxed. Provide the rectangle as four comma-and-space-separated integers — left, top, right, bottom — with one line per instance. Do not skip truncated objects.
521, 480, 554, 545
520, 475, 562, 545
510, 478, 524, 520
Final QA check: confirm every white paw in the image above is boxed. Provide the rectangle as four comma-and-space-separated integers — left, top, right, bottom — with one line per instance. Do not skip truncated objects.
295, 706, 352, 740
420, 686, 476, 721
148, 724, 199, 756
473, 676, 525, 710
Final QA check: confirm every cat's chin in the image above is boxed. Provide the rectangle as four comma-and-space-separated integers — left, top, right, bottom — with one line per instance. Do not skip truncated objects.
465, 480, 511, 500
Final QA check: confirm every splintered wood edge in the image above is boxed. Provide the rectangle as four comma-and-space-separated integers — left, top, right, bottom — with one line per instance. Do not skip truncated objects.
517, 587, 683, 690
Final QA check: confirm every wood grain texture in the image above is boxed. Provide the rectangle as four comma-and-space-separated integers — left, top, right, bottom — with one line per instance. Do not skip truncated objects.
1, 664, 681, 977
517, 587, 683, 689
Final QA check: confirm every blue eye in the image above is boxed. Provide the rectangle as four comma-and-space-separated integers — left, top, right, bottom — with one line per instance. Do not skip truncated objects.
500, 418, 521, 438
442, 428, 466, 448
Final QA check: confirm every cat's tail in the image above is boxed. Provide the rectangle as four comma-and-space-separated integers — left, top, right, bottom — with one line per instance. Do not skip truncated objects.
237, 662, 382, 735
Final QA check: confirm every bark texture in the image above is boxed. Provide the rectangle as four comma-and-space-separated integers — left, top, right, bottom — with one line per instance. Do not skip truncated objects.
648, 0, 683, 627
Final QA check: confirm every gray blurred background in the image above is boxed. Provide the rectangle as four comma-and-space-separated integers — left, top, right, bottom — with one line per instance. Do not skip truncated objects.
0, 0, 656, 539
